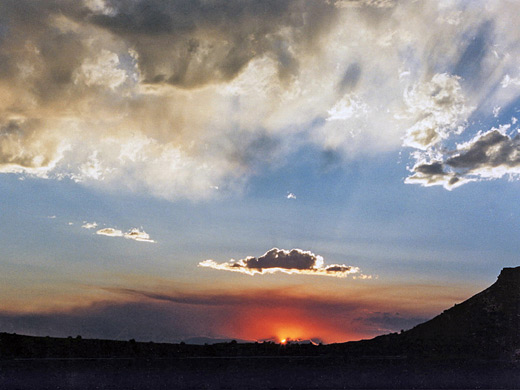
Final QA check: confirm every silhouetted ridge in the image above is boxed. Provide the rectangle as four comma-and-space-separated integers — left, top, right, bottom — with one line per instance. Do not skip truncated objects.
1, 268, 519, 362
497, 266, 520, 286
347, 266, 520, 360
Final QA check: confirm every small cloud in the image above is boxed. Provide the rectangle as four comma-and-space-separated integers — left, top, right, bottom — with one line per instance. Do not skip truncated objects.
68, 222, 74, 225
512, 117, 518, 125
47, 215, 57, 219
493, 106, 501, 118
82, 221, 98, 229
199, 248, 360, 278
353, 274, 374, 280
123, 228, 155, 243
286, 192, 296, 200
96, 227, 155, 243
96, 227, 123, 237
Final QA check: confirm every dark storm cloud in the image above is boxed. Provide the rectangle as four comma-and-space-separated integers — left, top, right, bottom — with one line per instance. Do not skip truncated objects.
199, 248, 359, 277
86, 0, 337, 88
0, 0, 88, 94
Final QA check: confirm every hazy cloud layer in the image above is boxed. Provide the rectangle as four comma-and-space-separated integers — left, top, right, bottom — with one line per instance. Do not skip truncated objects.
356, 312, 429, 334
199, 248, 359, 277
96, 227, 155, 243
1, 1, 520, 196
0, 286, 434, 343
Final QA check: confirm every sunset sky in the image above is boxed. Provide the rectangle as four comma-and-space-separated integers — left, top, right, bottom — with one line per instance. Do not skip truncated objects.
1, 0, 520, 344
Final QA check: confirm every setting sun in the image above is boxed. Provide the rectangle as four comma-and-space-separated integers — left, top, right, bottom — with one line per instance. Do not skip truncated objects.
280, 339, 287, 344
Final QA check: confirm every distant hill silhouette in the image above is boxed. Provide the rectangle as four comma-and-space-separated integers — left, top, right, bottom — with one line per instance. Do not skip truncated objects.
342, 266, 520, 360
182, 336, 254, 345
1, 267, 519, 361
2, 269, 520, 389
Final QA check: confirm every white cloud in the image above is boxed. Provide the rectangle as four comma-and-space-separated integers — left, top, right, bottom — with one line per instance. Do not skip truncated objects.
81, 222, 98, 229
199, 248, 360, 278
74, 50, 126, 90
327, 95, 368, 121
96, 227, 123, 237
402, 73, 470, 150
287, 192, 297, 200
123, 228, 155, 243
83, 0, 116, 16
501, 74, 520, 88
96, 227, 155, 243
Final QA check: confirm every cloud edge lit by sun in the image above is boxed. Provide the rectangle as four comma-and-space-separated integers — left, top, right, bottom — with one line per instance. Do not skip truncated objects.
198, 248, 360, 278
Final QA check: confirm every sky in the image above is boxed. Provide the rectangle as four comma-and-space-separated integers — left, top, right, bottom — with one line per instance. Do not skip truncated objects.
1, 0, 520, 344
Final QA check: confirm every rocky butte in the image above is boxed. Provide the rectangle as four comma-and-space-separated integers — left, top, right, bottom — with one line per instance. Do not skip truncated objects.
344, 266, 520, 360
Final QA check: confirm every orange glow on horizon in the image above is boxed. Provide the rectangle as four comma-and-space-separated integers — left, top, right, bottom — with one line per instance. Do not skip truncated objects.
223, 306, 370, 344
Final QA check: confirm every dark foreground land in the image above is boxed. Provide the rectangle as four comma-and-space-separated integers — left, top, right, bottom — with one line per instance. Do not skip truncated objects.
2, 356, 520, 390
2, 267, 520, 389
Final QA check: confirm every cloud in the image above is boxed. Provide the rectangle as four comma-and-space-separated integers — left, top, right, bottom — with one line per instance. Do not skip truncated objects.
501, 73, 520, 88
81, 221, 98, 229
406, 126, 520, 190
0, 281, 466, 344
123, 228, 155, 243
96, 227, 123, 237
402, 73, 470, 151
87, 0, 336, 88
96, 227, 155, 243
286, 192, 296, 199
405, 160, 467, 190
199, 248, 359, 278
356, 312, 428, 334
2, 1, 520, 196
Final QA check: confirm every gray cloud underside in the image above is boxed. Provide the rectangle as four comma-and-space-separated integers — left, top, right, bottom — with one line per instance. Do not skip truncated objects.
406, 127, 520, 190
88, 0, 336, 88
199, 248, 359, 277
2, 1, 520, 196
